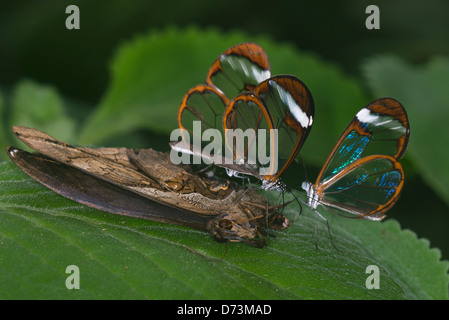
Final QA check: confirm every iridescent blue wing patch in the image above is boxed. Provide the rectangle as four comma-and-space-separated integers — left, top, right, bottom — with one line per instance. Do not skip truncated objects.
319, 155, 404, 220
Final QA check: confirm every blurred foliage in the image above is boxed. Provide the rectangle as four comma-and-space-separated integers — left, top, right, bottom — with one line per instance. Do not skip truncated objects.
7, 80, 76, 147
0, 0, 448, 299
1, 0, 449, 103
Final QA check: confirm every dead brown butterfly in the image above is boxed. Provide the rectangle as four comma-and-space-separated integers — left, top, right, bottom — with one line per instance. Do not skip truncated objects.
7, 126, 289, 247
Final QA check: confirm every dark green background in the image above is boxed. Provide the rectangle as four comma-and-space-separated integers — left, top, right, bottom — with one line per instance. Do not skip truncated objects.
1, 0, 448, 261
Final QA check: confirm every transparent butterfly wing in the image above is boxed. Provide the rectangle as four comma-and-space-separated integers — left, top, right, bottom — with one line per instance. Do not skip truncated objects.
178, 84, 228, 151
314, 98, 410, 219
222, 92, 275, 179
254, 76, 314, 175
207, 43, 271, 98
223, 75, 314, 182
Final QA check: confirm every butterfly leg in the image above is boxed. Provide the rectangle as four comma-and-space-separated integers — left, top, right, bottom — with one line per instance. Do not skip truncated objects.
264, 189, 271, 228
314, 211, 319, 250
232, 177, 255, 204
313, 209, 342, 253
288, 192, 304, 223
194, 163, 214, 174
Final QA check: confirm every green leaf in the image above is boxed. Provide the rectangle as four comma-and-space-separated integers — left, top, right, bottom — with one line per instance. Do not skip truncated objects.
1, 161, 447, 299
363, 56, 449, 206
78, 27, 368, 164
0, 90, 7, 152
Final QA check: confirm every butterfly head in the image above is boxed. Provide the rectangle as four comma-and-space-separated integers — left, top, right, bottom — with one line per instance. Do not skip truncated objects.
210, 212, 265, 248
261, 178, 286, 192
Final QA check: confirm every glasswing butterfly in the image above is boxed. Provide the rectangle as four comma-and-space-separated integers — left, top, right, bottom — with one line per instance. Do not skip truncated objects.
173, 43, 314, 194
300, 98, 410, 248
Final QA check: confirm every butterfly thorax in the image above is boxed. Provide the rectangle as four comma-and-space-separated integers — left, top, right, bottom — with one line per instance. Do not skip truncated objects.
262, 178, 286, 192
301, 181, 319, 210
